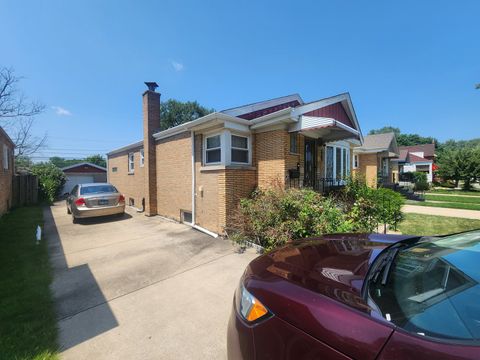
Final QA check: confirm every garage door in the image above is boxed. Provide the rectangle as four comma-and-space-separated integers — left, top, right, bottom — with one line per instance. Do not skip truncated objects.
63, 175, 94, 194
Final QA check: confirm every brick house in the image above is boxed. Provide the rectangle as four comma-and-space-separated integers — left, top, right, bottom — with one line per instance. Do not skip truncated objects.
107, 83, 364, 236
352, 132, 399, 187
0, 126, 15, 216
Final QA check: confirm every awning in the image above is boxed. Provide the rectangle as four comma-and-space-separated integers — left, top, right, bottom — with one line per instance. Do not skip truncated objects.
289, 116, 360, 143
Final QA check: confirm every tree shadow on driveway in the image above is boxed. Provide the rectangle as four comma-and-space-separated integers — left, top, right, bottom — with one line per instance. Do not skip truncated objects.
43, 206, 118, 351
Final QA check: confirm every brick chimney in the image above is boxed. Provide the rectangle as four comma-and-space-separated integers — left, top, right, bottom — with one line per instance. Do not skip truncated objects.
143, 82, 160, 216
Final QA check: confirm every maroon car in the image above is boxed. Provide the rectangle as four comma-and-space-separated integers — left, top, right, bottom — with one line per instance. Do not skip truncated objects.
227, 231, 480, 359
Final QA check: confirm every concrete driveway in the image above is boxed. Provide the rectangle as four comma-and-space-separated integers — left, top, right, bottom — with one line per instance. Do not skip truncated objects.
44, 202, 257, 359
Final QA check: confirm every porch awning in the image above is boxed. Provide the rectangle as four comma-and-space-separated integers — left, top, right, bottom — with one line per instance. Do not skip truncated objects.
289, 116, 360, 143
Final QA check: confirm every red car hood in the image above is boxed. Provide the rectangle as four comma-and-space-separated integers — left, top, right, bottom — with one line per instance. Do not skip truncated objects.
246, 233, 417, 312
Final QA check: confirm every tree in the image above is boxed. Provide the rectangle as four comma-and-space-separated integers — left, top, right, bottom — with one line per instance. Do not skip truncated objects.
85, 154, 106, 168
437, 147, 480, 190
0, 67, 46, 157
368, 126, 437, 147
368, 126, 401, 136
160, 99, 214, 130
31, 163, 66, 203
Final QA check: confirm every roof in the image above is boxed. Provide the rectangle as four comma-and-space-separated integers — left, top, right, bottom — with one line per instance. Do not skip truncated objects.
354, 132, 396, 153
61, 162, 107, 172
406, 153, 433, 163
221, 94, 304, 117
398, 143, 435, 158
107, 140, 143, 157
0, 126, 15, 147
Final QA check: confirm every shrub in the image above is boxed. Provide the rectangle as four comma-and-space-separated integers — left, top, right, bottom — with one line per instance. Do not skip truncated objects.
31, 163, 66, 203
233, 188, 353, 251
341, 176, 404, 232
412, 171, 429, 191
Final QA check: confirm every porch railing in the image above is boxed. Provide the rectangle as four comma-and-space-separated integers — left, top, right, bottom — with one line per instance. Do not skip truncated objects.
287, 177, 345, 194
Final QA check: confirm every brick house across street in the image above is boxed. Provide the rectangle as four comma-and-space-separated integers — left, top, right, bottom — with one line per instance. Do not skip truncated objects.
0, 126, 15, 216
353, 132, 400, 188
107, 83, 364, 236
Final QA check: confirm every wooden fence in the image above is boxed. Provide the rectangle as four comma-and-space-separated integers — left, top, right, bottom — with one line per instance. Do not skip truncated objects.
12, 174, 38, 207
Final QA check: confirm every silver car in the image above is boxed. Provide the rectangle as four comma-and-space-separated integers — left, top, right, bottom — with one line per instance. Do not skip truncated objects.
66, 183, 125, 223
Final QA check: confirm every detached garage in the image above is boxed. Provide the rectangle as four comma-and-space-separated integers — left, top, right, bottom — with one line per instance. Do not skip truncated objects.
61, 162, 107, 194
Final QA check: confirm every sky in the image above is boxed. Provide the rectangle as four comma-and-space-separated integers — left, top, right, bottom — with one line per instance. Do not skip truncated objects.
1, 0, 479, 160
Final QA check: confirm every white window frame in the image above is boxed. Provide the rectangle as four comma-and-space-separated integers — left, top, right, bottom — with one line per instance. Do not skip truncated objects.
2, 144, 8, 170
230, 133, 250, 165
353, 154, 359, 169
203, 130, 252, 166
128, 152, 135, 173
325, 143, 350, 181
204, 133, 223, 165
140, 149, 145, 167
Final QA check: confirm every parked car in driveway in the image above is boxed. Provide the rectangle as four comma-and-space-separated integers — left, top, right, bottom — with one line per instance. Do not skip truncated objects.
66, 183, 125, 223
227, 230, 480, 359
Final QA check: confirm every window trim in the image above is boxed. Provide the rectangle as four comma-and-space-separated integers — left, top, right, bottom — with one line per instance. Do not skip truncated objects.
353, 154, 359, 169
325, 143, 350, 180
140, 149, 145, 167
230, 134, 250, 165
204, 133, 223, 165
128, 152, 135, 173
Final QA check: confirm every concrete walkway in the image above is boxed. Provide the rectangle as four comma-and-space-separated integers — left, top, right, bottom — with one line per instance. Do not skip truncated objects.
402, 204, 480, 220
44, 202, 258, 360
427, 193, 480, 198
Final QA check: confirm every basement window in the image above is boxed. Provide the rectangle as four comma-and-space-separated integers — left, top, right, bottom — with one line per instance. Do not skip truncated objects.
181, 210, 192, 224
129, 198, 135, 206
112, 167, 118, 172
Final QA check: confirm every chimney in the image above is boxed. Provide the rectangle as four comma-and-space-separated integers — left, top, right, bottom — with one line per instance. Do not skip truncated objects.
143, 82, 160, 216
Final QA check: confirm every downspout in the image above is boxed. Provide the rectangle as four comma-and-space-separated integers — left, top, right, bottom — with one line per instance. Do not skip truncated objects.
191, 130, 218, 238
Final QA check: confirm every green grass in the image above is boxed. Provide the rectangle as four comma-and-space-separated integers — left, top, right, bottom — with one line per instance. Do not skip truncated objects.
429, 189, 480, 196
0, 206, 58, 360
406, 199, 480, 211
398, 213, 480, 236
425, 194, 480, 204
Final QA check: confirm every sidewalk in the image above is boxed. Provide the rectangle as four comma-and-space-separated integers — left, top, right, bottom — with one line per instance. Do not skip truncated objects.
402, 204, 480, 220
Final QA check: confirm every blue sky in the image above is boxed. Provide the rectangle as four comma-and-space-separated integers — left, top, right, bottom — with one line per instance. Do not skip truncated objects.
1, 0, 479, 160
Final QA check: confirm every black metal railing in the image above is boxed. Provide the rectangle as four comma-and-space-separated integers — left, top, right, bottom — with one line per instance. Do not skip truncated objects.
287, 176, 345, 194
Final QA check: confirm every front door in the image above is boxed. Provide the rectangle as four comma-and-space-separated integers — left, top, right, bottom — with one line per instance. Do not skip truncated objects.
304, 138, 317, 188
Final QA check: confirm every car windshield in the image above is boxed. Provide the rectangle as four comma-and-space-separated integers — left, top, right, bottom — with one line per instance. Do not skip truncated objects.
80, 185, 117, 195
368, 230, 480, 342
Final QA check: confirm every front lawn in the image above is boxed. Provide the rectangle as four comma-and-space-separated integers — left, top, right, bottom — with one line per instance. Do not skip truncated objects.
429, 189, 480, 196
405, 199, 480, 211
398, 213, 480, 236
0, 206, 58, 359
425, 194, 480, 204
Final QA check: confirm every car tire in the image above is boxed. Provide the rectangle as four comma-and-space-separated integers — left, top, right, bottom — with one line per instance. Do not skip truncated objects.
72, 215, 77, 224
67, 206, 71, 214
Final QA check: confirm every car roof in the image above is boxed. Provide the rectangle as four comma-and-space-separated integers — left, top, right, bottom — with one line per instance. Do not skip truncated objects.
79, 183, 113, 187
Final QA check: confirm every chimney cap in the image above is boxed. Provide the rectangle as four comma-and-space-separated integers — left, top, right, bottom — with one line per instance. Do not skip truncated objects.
144, 82, 159, 92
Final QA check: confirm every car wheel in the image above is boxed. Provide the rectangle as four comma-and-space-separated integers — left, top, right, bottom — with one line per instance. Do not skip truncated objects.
67, 206, 71, 214
72, 215, 77, 224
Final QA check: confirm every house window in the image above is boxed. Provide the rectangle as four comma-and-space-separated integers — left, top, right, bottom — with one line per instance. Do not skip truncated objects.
231, 135, 249, 164
353, 154, 359, 169
2, 144, 8, 170
205, 134, 221, 164
112, 167, 118, 173
290, 133, 298, 153
326, 144, 351, 180
140, 149, 144, 167
128, 152, 135, 173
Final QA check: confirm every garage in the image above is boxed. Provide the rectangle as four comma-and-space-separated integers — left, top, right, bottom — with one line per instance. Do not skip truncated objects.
61, 162, 107, 194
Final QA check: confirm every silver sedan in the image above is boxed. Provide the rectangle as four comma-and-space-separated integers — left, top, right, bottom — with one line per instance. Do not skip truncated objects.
66, 183, 125, 223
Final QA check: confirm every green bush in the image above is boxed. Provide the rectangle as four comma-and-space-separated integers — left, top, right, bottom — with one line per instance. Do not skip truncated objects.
341, 176, 404, 232
233, 188, 353, 251
412, 171, 429, 191
31, 163, 66, 203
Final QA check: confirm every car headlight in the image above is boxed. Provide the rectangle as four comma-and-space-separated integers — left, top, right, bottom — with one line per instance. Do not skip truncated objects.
235, 282, 272, 323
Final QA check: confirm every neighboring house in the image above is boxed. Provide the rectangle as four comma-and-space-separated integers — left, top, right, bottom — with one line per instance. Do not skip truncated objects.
393, 144, 435, 183
352, 132, 399, 187
107, 83, 364, 236
0, 126, 15, 216
61, 162, 107, 194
